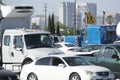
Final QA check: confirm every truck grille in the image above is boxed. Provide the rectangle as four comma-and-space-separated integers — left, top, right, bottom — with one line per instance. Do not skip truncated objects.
96, 71, 109, 76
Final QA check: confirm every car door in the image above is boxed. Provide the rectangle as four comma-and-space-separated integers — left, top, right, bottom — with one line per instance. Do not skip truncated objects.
97, 47, 120, 75
50, 57, 68, 80
35, 57, 52, 80
2, 35, 12, 63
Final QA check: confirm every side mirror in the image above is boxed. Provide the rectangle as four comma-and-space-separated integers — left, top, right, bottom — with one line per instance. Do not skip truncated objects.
16, 47, 23, 51
58, 63, 66, 68
112, 54, 119, 59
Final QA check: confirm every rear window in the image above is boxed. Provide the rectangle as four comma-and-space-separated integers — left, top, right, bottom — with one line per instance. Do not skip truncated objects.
64, 43, 75, 47
36, 57, 51, 65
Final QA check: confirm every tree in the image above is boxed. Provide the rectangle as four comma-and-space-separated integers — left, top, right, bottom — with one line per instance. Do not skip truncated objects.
51, 13, 55, 34
48, 13, 55, 34
56, 22, 60, 36
48, 14, 51, 31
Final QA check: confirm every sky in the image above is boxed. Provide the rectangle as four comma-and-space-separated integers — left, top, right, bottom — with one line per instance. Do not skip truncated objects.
3, 0, 120, 16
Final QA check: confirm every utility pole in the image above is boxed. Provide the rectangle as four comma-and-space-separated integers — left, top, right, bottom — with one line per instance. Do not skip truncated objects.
74, 0, 77, 36
44, 3, 47, 31
103, 11, 105, 25
85, 12, 88, 46
74, 0, 78, 48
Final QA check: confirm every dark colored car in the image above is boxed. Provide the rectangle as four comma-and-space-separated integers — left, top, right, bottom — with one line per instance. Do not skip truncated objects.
81, 44, 120, 79
0, 66, 19, 80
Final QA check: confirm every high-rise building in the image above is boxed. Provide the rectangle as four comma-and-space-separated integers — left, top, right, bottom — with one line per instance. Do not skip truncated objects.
59, 2, 97, 29
59, 2, 74, 28
77, 3, 97, 27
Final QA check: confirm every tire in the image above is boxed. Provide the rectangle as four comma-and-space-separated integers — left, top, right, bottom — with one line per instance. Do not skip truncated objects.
69, 73, 81, 80
27, 73, 38, 80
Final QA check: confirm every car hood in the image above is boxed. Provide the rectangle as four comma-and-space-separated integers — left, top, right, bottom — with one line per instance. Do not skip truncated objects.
26, 48, 64, 59
77, 65, 110, 72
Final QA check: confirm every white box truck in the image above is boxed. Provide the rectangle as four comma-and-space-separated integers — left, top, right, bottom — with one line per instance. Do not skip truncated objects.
0, 5, 63, 72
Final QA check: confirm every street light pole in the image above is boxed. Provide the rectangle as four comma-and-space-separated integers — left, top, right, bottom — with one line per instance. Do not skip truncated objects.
85, 12, 88, 46
103, 11, 105, 25
44, 3, 47, 31
74, 0, 77, 36
74, 0, 78, 48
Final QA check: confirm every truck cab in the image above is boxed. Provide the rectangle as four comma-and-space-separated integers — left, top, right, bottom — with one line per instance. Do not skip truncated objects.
2, 29, 63, 72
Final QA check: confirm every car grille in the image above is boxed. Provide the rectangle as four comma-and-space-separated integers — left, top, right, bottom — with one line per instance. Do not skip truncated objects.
96, 71, 109, 76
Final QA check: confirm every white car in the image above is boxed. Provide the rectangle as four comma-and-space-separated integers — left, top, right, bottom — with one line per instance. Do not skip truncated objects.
66, 50, 99, 56
113, 40, 120, 44
66, 44, 101, 56
20, 55, 114, 80
54, 42, 79, 53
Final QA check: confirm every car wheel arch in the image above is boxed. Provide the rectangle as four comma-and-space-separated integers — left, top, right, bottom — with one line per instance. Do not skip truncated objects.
69, 72, 81, 80
21, 58, 33, 67
27, 72, 38, 80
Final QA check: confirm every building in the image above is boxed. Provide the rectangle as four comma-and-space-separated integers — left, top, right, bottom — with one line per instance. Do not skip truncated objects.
77, 3, 97, 27
59, 2, 75, 28
97, 13, 120, 25
59, 2, 97, 29
105, 13, 120, 25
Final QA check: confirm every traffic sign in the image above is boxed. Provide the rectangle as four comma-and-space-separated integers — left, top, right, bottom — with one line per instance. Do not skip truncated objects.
83, 12, 96, 24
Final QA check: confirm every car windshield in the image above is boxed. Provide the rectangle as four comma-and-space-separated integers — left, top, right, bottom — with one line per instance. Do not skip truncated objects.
114, 46, 120, 53
63, 57, 91, 66
25, 34, 53, 49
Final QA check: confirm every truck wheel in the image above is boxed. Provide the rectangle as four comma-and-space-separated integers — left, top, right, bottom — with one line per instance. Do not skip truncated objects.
69, 73, 81, 80
27, 73, 38, 80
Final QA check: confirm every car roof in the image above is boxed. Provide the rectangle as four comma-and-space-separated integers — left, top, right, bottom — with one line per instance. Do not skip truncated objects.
113, 40, 120, 43
101, 44, 120, 47
37, 54, 78, 59
55, 42, 74, 44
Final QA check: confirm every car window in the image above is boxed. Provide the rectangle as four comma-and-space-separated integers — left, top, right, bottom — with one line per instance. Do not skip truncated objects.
14, 36, 23, 48
36, 57, 51, 65
64, 43, 75, 47
115, 46, 120, 53
103, 47, 117, 58
63, 57, 90, 66
4, 35, 10, 46
52, 57, 64, 66
54, 44, 62, 48
80, 48, 91, 52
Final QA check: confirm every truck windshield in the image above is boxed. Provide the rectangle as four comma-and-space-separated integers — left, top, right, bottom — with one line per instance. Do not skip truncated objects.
25, 34, 53, 49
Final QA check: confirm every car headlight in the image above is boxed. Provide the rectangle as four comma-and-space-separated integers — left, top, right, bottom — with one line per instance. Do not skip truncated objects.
85, 70, 93, 75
